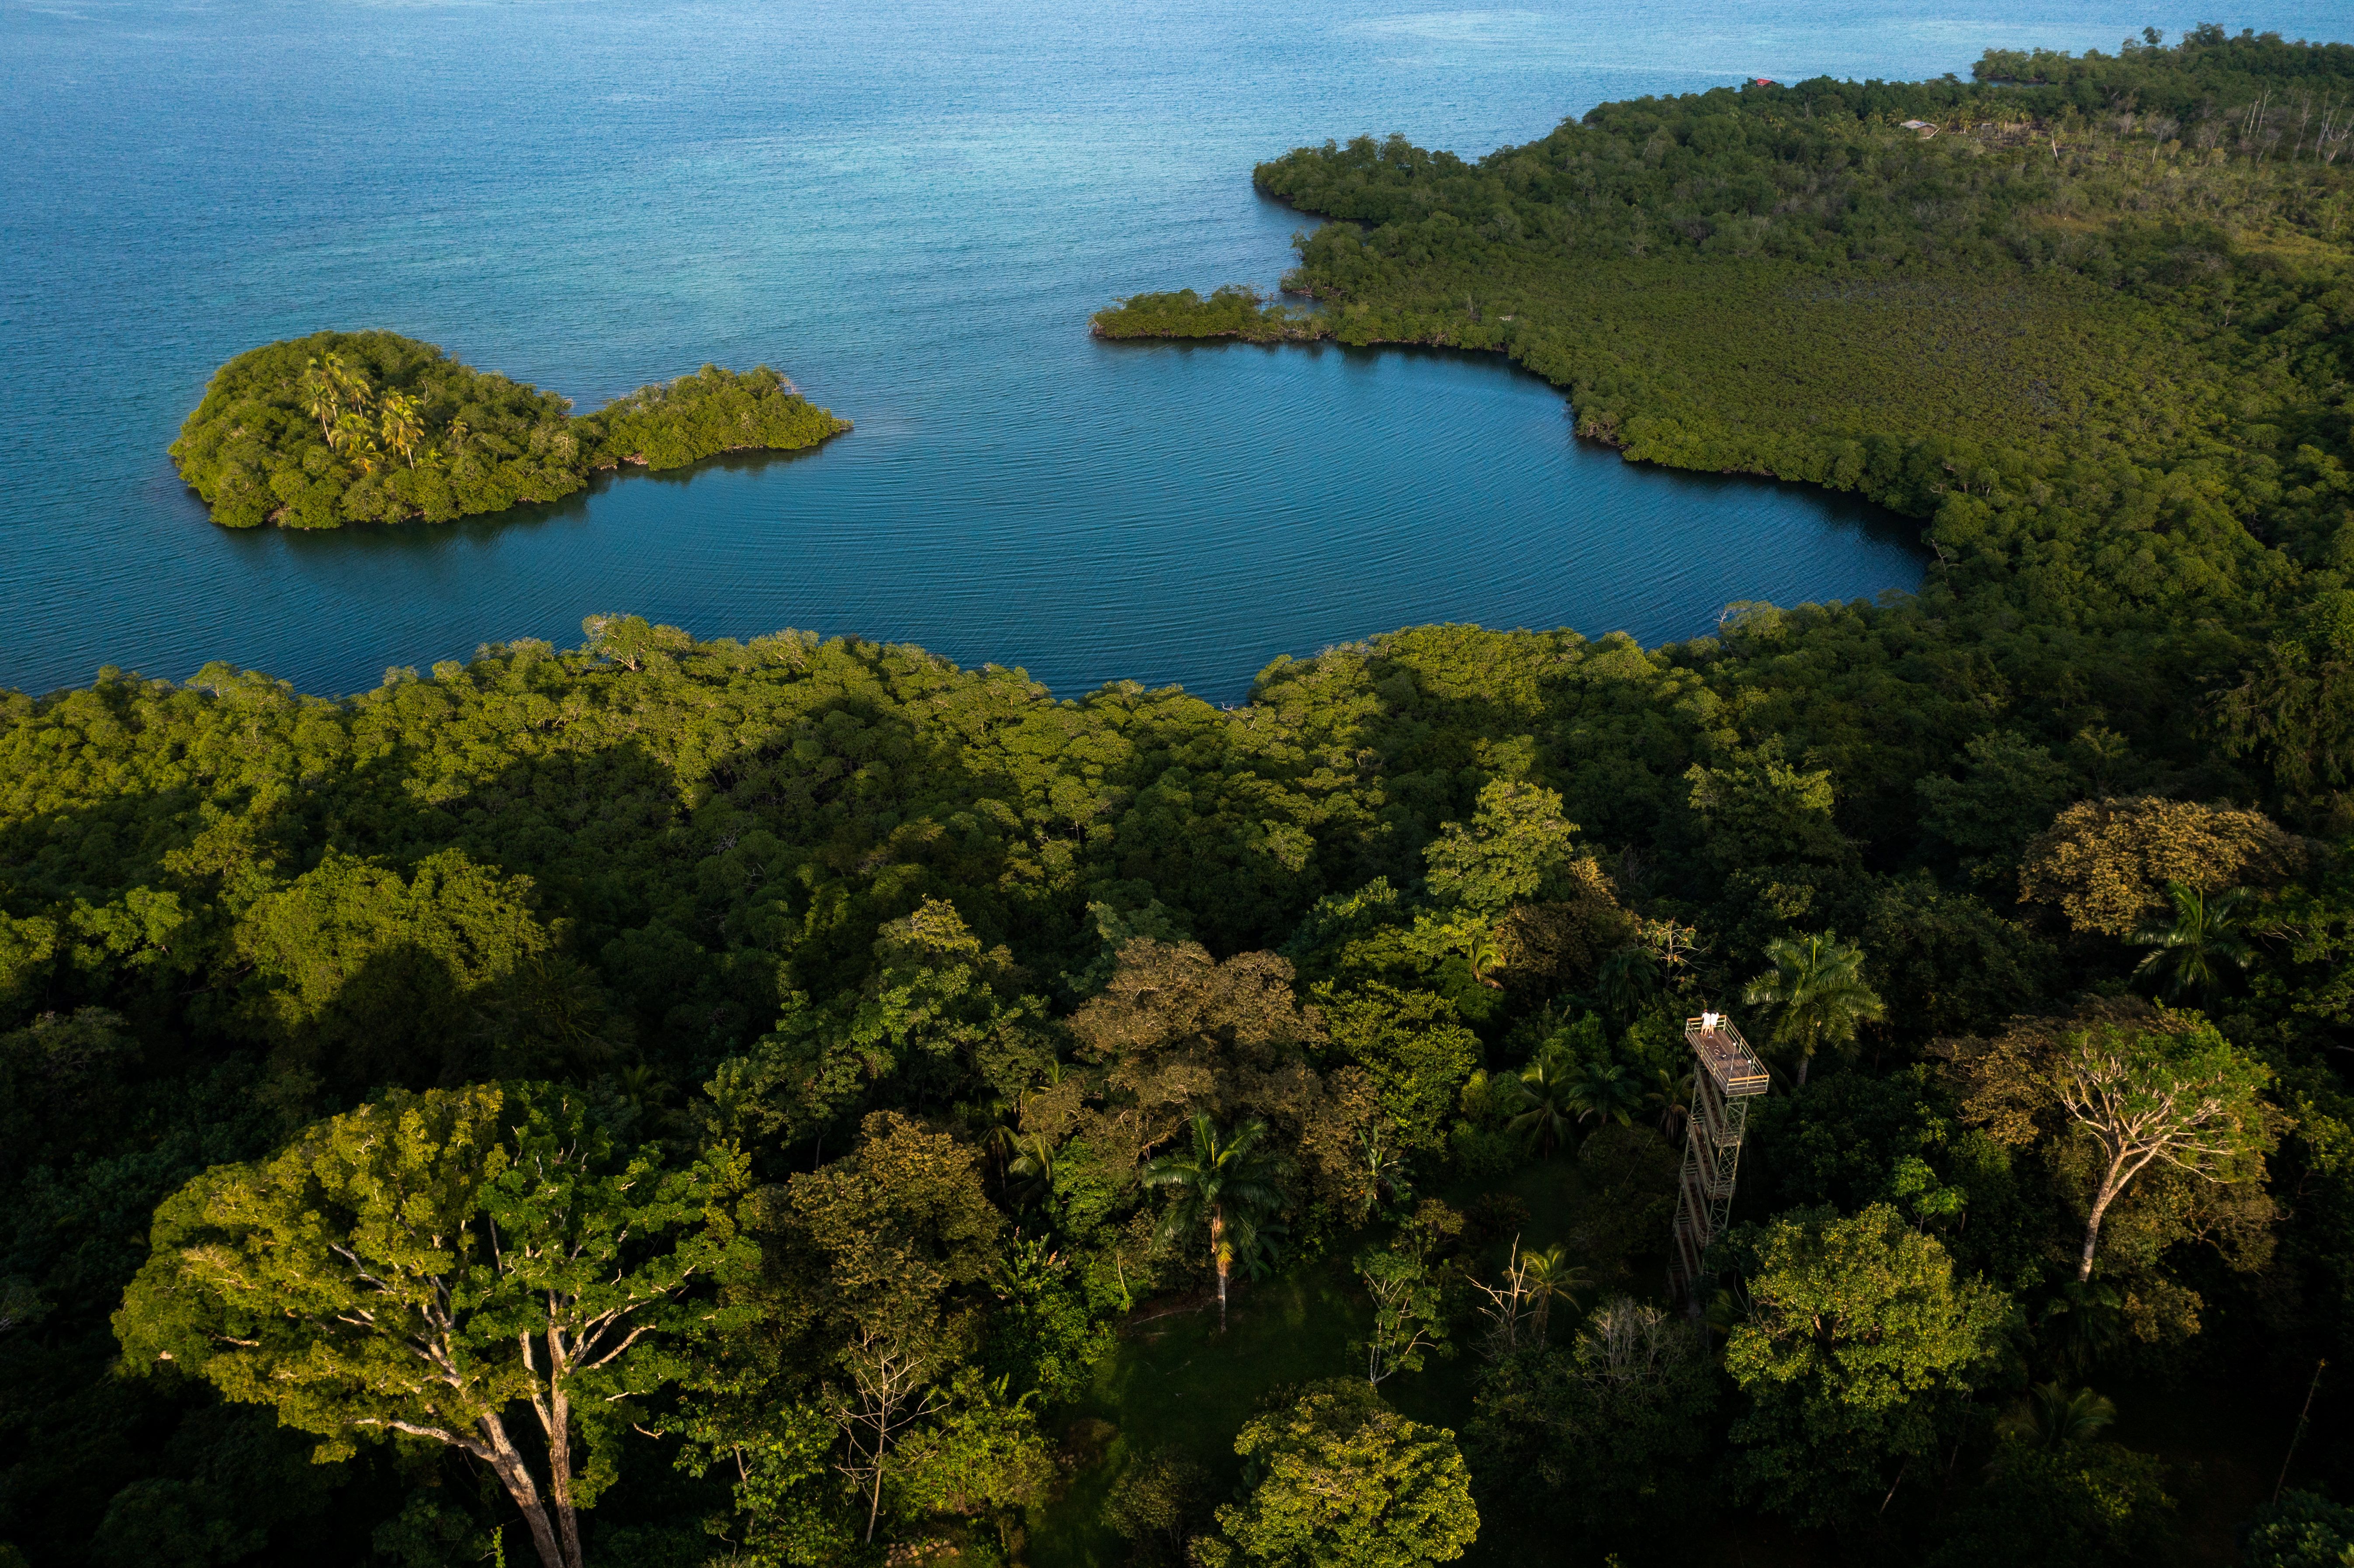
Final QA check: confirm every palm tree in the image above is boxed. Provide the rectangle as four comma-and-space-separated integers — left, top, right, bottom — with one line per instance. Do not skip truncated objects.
614, 1063, 669, 1108
300, 358, 341, 438
2130, 882, 2257, 1001
1006, 1132, 1060, 1208
2000, 1381, 2118, 1448
379, 389, 426, 468
1231, 1215, 1290, 1283
1594, 945, 1660, 1020
1703, 1280, 1755, 1339
1461, 926, 1505, 989
1358, 1120, 1402, 1219
978, 1103, 1021, 1190
2042, 1278, 2126, 1376
330, 410, 384, 474
992, 1063, 1067, 1194
323, 351, 372, 413
1501, 1050, 1581, 1156
1563, 1061, 1643, 1130
1519, 1246, 1588, 1346
1742, 931, 1887, 1087
1139, 1114, 1291, 1329
1647, 1064, 1694, 1141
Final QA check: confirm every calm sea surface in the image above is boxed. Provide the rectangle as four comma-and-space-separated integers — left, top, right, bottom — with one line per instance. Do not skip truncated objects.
2, 0, 2343, 702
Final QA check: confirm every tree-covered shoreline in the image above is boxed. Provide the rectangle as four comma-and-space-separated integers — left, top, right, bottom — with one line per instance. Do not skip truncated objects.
6, 28, 2354, 1568
169, 332, 851, 529
1097, 28, 2352, 526
1091, 285, 1325, 343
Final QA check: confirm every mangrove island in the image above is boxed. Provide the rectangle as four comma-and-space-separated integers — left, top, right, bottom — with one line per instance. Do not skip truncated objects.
6, 28, 2353, 1568
169, 330, 851, 528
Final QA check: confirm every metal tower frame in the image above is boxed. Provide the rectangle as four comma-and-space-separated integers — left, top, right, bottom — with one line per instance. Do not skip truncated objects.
1671, 1013, 1769, 1310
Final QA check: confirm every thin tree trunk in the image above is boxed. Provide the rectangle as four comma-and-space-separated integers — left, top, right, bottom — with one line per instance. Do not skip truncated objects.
859, 1375, 889, 1544
1796, 1052, 1811, 1087
1212, 1207, 1228, 1331
479, 1415, 568, 1568
2078, 1161, 2128, 1281
547, 1382, 585, 1568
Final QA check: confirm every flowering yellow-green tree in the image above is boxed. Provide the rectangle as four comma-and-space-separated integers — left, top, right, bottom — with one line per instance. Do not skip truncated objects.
1725, 1205, 2010, 1524
1195, 1381, 1478, 1568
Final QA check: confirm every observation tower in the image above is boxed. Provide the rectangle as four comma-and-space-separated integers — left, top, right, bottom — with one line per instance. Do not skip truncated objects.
1671, 1011, 1769, 1311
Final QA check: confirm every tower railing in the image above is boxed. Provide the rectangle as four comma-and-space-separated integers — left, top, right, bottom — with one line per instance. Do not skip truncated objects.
1671, 1013, 1769, 1310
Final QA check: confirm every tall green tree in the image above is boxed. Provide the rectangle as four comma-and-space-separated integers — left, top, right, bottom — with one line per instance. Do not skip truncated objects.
1926, 1439, 2177, 1568
786, 1111, 1003, 1544
1194, 1381, 1478, 1568
671, 1111, 1002, 1562
112, 1083, 739, 1568
1958, 1007, 2278, 1303
2239, 1490, 2354, 1568
2129, 883, 2258, 1001
1495, 1048, 1582, 1156
1422, 779, 1578, 920
1140, 1113, 1292, 1329
1916, 730, 2077, 886
895, 1370, 1056, 1559
1104, 1448, 1213, 1568
1742, 931, 1887, 1087
1724, 1204, 2010, 1526
1354, 1202, 1462, 1386
1316, 983, 1482, 1156
2218, 588, 2354, 806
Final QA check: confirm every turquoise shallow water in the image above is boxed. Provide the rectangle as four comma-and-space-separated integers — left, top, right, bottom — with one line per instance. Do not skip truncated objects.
2, 0, 2343, 701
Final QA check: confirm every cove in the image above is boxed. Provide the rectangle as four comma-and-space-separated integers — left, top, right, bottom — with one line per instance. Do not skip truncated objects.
3, 0, 2339, 702
175, 340, 1918, 703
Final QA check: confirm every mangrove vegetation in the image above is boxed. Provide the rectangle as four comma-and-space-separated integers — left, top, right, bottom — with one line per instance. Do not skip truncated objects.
169, 332, 850, 529
3, 27, 2351, 1568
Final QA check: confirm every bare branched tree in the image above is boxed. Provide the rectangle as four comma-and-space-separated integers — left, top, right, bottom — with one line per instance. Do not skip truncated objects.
827, 1307, 952, 1544
2058, 1024, 2271, 1281
1579, 1297, 1684, 1387
1468, 1237, 1535, 1357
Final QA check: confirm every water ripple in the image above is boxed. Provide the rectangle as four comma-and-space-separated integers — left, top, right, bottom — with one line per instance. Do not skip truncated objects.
7, 0, 2333, 699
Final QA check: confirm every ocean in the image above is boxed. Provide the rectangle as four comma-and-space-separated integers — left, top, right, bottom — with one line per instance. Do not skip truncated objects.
2, 0, 2339, 700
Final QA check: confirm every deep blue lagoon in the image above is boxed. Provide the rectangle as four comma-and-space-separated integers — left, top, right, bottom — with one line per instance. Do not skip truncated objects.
3, 0, 2343, 701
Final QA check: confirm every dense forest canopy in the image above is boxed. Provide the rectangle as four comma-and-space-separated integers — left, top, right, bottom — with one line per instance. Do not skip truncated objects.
4, 29, 2353, 1568
168, 332, 850, 528
1099, 25, 2354, 546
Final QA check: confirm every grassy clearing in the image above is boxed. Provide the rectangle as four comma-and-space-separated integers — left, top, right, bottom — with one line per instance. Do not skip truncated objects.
1025, 1153, 1644, 1567
1028, 1265, 1365, 1568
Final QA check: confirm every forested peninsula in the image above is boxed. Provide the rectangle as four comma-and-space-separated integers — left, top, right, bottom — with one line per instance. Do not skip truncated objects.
169, 331, 851, 528
1096, 29, 2352, 531
7, 27, 2354, 1568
